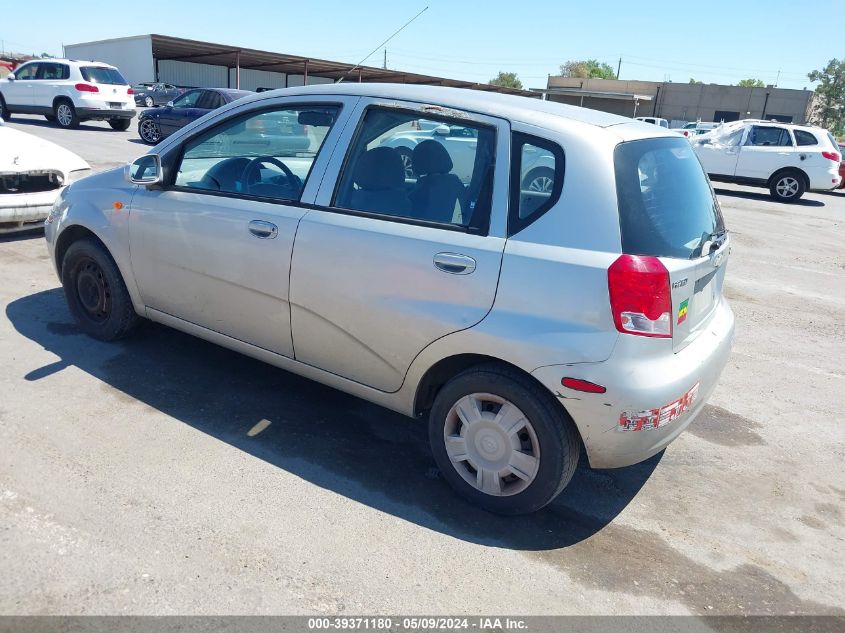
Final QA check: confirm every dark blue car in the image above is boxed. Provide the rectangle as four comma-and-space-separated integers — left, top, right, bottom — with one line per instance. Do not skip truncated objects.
137, 88, 252, 144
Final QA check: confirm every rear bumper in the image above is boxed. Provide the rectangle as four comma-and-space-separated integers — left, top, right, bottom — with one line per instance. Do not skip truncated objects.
532, 299, 735, 468
808, 165, 842, 191
77, 107, 136, 121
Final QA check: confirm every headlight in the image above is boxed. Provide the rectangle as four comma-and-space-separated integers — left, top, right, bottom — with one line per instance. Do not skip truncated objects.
67, 168, 92, 185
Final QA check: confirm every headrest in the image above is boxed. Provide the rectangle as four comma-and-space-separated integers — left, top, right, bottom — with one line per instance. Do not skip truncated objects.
412, 139, 454, 175
353, 147, 405, 191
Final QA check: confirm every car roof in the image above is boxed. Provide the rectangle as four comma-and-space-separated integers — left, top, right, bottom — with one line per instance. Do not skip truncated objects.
22, 58, 118, 69
237, 83, 645, 132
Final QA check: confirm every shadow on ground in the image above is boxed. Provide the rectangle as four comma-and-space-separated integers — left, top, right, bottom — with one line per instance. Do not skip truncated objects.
3, 116, 121, 132
713, 187, 825, 207
6, 288, 661, 550
0, 228, 45, 243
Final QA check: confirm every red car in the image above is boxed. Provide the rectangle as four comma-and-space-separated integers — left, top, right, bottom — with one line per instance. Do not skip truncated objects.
839, 144, 845, 189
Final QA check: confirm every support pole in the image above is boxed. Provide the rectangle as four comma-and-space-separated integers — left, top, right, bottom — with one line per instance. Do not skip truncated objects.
304, 59, 309, 85
236, 51, 240, 89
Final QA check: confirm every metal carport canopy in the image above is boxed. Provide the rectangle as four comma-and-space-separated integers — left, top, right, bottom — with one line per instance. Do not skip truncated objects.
148, 34, 536, 96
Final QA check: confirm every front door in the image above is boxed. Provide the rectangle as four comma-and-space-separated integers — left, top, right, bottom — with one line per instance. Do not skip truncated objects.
4, 62, 39, 107
157, 89, 206, 136
695, 125, 745, 177
129, 99, 348, 357
289, 101, 509, 392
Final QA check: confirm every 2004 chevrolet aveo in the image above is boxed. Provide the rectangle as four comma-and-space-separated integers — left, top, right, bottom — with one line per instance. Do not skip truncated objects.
45, 84, 734, 514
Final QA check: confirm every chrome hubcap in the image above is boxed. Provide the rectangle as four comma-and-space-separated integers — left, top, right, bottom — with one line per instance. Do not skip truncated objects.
399, 152, 413, 179
145, 97, 154, 107
140, 120, 160, 143
776, 176, 799, 198
444, 393, 540, 497
57, 104, 72, 126
528, 175, 554, 193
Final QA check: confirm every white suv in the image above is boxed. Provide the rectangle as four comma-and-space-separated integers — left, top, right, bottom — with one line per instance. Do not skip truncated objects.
0, 59, 136, 130
693, 120, 842, 201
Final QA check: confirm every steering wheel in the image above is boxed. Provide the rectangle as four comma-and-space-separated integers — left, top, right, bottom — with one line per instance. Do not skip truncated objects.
242, 156, 299, 195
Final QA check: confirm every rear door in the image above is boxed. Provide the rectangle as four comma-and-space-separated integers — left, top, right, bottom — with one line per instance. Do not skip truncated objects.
615, 137, 728, 352
735, 125, 795, 180
288, 99, 509, 392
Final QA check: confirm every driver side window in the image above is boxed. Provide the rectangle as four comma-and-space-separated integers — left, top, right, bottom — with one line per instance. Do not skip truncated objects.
173, 104, 340, 202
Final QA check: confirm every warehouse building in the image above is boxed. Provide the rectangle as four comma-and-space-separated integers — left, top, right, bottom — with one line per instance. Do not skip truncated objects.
535, 76, 815, 125
63, 34, 533, 96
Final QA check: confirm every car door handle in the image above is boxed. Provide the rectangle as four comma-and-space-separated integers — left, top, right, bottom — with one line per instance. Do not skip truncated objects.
433, 252, 476, 275
248, 220, 278, 239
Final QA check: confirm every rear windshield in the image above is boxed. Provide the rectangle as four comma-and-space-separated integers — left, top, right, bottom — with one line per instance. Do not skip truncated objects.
615, 137, 724, 260
80, 66, 127, 85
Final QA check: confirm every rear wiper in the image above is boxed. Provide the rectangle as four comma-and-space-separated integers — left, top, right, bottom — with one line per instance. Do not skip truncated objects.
694, 228, 728, 258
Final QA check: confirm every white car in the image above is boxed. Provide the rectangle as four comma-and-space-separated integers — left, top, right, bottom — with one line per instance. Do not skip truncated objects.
0, 117, 90, 233
0, 59, 136, 130
693, 120, 842, 201
636, 116, 695, 139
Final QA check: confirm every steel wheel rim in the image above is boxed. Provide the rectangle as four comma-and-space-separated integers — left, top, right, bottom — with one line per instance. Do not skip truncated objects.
57, 104, 72, 127
74, 257, 111, 323
140, 120, 160, 143
399, 152, 414, 179
144, 96, 154, 107
528, 175, 554, 193
776, 176, 799, 198
443, 393, 540, 497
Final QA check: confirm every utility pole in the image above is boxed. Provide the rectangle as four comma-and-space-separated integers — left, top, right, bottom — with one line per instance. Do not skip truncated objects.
775, 69, 780, 87
383, 48, 387, 70
616, 57, 622, 80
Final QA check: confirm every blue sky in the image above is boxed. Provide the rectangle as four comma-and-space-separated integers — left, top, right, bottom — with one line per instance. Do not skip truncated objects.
1, 0, 838, 90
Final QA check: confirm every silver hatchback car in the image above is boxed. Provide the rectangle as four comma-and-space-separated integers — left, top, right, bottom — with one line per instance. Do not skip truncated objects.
45, 84, 734, 514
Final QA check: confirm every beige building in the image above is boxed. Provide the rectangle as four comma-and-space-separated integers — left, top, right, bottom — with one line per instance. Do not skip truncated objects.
537, 76, 815, 125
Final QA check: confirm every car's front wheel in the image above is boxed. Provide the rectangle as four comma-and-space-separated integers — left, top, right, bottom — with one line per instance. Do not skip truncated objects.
428, 364, 580, 514
61, 238, 140, 341
144, 96, 154, 107
0, 95, 11, 120
138, 118, 162, 144
54, 100, 80, 129
769, 170, 806, 202
109, 118, 131, 131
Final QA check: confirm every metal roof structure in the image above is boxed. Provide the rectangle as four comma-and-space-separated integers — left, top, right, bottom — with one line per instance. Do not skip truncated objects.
141, 34, 536, 97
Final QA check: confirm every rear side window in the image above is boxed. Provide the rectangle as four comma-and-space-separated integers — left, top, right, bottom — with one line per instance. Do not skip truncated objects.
615, 137, 724, 260
80, 66, 128, 85
794, 130, 819, 146
508, 133, 564, 236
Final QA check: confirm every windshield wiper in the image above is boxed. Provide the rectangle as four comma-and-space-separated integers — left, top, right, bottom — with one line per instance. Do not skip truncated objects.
694, 228, 728, 258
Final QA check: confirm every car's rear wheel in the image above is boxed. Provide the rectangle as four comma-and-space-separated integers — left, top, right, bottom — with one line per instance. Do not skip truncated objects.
109, 118, 131, 131
144, 96, 154, 107
138, 118, 162, 144
522, 167, 555, 194
54, 100, 80, 129
61, 238, 140, 341
428, 364, 580, 514
769, 170, 806, 202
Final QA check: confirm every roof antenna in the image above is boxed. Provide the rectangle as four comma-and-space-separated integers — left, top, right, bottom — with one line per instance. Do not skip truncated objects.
336, 6, 429, 83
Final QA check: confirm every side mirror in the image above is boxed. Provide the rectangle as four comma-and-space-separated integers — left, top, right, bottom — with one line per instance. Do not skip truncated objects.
166, 101, 174, 107
125, 154, 162, 186
433, 125, 451, 136
6, 74, 14, 81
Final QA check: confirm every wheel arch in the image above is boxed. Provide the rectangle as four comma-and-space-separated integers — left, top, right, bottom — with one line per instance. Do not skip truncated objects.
767, 166, 809, 189
52, 94, 74, 111
413, 353, 576, 428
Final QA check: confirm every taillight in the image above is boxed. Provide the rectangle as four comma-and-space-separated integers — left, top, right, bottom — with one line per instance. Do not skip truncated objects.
127, 88, 135, 95
608, 254, 672, 338
75, 83, 99, 93
822, 151, 841, 162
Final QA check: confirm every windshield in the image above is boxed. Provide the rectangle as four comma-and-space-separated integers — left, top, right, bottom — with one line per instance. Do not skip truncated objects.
615, 137, 724, 259
80, 66, 128, 85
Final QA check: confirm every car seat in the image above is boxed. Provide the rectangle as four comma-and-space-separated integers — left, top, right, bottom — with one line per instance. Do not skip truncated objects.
347, 147, 412, 215
409, 140, 466, 223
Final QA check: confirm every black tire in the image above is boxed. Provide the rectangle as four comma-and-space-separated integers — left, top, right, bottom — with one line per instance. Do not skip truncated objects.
45, 114, 56, 122
428, 363, 580, 515
522, 167, 555, 193
0, 95, 10, 120
144, 96, 154, 108
109, 118, 131, 131
54, 99, 80, 129
769, 170, 806, 202
61, 238, 140, 341
138, 118, 162, 144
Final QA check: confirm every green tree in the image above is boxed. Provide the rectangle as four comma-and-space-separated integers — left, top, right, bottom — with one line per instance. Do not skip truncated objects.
808, 58, 845, 135
489, 71, 523, 90
737, 78, 765, 87
689, 78, 703, 84
559, 59, 616, 80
